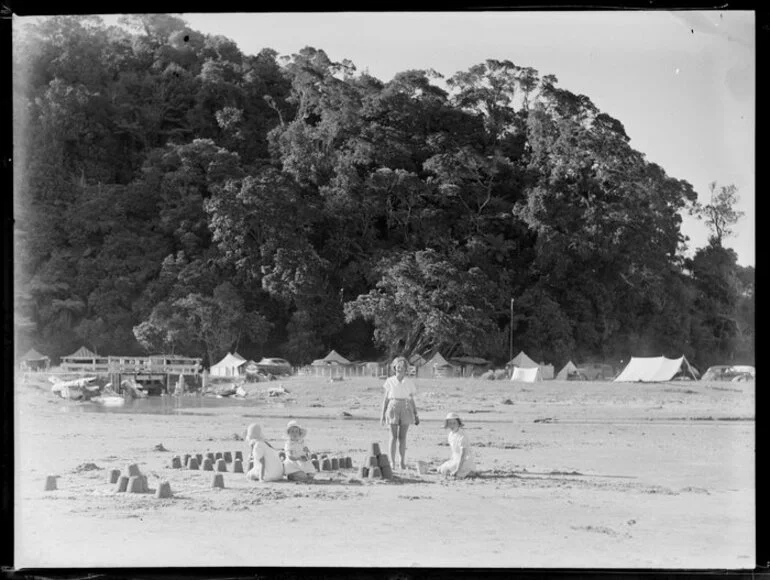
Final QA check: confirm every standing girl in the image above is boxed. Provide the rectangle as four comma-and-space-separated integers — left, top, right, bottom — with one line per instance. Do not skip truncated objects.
438, 412, 476, 479
381, 356, 420, 470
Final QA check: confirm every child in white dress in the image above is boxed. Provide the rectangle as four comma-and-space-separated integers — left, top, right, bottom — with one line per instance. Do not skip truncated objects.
283, 420, 316, 481
438, 412, 477, 479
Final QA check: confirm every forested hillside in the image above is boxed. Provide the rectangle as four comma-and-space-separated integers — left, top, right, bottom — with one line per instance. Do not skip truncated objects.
13, 15, 754, 369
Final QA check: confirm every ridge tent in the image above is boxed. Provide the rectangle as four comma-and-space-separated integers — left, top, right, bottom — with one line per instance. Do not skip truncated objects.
614, 356, 699, 383
556, 361, 578, 380
510, 366, 543, 382
210, 352, 247, 377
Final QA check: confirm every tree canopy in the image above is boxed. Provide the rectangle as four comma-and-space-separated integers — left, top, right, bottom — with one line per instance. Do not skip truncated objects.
13, 16, 753, 369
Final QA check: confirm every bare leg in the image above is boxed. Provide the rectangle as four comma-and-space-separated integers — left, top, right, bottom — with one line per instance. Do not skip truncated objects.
389, 424, 399, 468
398, 424, 409, 469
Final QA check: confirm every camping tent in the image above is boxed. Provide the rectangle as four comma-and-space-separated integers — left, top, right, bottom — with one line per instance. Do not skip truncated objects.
450, 356, 492, 377
510, 367, 543, 382
614, 356, 699, 383
507, 351, 539, 369
556, 361, 578, 380
210, 352, 247, 377
311, 350, 352, 366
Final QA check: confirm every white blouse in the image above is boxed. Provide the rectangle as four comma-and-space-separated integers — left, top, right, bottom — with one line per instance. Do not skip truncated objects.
383, 376, 417, 399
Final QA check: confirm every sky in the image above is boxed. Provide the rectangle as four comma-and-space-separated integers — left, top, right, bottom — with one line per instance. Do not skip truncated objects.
172, 10, 755, 267
18, 10, 756, 266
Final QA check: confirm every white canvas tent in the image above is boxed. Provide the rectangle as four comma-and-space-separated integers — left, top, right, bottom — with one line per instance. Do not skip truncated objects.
510, 366, 543, 382
507, 351, 539, 369
556, 361, 578, 380
614, 356, 699, 383
210, 352, 247, 377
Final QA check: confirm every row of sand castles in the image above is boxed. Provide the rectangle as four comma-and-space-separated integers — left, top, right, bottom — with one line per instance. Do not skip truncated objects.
357, 442, 393, 479
43, 446, 382, 496
168, 449, 356, 473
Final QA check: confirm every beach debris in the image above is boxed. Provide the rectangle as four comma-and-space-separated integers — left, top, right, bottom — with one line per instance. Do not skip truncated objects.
49, 376, 98, 400
127, 476, 144, 493
232, 433, 244, 441
170, 456, 182, 469
121, 379, 148, 399
126, 464, 141, 477
310, 403, 323, 408
234, 451, 243, 461
216, 459, 227, 472
533, 417, 556, 424
202, 458, 214, 471
73, 462, 101, 473
114, 476, 129, 493
329, 377, 344, 383
233, 460, 244, 473
267, 385, 290, 397
223, 451, 233, 463
187, 457, 199, 470
109, 469, 121, 484
235, 386, 247, 398
339, 411, 353, 418
44, 475, 58, 491
211, 474, 225, 488
155, 481, 172, 499
501, 399, 514, 405
153, 443, 168, 452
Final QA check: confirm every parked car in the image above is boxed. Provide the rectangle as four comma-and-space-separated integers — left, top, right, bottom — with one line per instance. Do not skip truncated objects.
701, 365, 755, 382
255, 357, 293, 376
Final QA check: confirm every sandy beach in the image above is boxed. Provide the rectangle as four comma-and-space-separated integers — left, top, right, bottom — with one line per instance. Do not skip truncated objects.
14, 374, 754, 569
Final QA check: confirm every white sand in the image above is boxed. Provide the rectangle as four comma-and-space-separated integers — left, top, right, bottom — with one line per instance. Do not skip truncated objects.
14, 375, 754, 568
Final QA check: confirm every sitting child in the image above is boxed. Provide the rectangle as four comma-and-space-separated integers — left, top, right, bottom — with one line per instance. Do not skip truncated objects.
438, 412, 477, 479
245, 423, 285, 482
283, 420, 316, 481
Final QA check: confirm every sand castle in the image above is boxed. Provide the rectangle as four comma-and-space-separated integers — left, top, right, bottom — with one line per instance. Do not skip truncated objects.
358, 443, 393, 479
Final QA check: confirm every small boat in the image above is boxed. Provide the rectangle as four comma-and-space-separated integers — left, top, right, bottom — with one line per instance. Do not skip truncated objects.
92, 396, 126, 407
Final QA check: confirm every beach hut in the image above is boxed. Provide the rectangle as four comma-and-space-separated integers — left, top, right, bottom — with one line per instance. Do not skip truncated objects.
311, 350, 352, 366
19, 348, 50, 371
419, 353, 461, 378
556, 361, 579, 380
450, 356, 493, 378
209, 352, 247, 378
61, 346, 109, 372
614, 356, 699, 383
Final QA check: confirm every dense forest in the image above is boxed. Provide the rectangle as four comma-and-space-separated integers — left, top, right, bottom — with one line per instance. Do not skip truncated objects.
13, 15, 754, 370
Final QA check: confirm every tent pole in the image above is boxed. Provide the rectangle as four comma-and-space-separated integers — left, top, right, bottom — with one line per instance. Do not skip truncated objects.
509, 298, 514, 362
